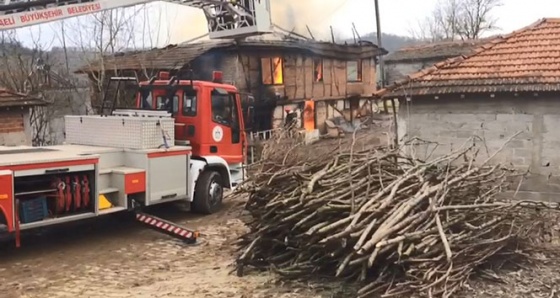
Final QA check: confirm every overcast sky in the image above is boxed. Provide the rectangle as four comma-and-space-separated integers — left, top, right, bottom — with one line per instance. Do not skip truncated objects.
10, 0, 560, 49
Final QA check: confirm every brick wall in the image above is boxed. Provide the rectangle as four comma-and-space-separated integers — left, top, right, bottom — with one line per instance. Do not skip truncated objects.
0, 110, 28, 146
397, 94, 560, 202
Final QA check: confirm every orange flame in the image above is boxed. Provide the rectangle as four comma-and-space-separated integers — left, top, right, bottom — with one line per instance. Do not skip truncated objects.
273, 57, 283, 84
314, 60, 323, 82
303, 100, 315, 131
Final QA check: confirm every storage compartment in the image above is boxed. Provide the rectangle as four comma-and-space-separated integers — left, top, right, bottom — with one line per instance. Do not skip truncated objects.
146, 154, 188, 205
19, 196, 48, 224
14, 170, 96, 222
64, 115, 175, 149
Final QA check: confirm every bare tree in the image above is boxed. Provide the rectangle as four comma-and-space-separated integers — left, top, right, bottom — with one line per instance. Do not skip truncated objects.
411, 0, 502, 41
61, 5, 170, 112
457, 0, 502, 39
0, 29, 74, 145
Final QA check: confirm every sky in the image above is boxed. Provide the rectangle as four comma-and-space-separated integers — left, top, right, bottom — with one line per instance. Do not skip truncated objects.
8, 0, 560, 50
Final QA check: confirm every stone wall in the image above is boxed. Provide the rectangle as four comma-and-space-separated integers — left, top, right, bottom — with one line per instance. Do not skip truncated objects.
397, 94, 560, 201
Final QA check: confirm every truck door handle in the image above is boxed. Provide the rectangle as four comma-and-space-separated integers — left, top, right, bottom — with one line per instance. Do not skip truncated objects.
45, 168, 70, 174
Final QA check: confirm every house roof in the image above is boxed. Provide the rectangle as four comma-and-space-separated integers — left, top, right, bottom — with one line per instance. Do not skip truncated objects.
76, 33, 387, 74
0, 88, 47, 108
377, 18, 560, 98
384, 38, 492, 63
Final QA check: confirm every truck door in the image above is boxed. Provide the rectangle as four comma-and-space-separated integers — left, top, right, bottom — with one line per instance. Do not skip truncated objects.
210, 88, 243, 164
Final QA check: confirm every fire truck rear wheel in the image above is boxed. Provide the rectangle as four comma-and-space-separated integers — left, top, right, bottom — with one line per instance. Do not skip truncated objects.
193, 171, 223, 214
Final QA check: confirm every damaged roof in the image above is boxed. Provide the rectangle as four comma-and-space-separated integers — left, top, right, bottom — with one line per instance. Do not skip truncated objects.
0, 88, 47, 108
384, 38, 492, 63
76, 34, 387, 74
377, 18, 560, 98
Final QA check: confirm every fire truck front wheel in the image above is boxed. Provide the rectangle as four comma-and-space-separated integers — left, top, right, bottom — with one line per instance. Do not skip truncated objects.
193, 171, 223, 214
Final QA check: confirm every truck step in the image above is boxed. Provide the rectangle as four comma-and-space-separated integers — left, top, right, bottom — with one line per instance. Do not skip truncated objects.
135, 212, 199, 244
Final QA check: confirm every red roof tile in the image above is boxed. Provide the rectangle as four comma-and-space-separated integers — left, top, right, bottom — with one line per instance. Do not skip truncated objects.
377, 18, 560, 98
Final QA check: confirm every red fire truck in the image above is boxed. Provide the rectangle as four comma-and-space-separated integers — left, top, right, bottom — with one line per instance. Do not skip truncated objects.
0, 0, 272, 247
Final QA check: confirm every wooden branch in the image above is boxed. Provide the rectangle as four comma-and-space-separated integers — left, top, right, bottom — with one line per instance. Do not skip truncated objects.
233, 130, 543, 297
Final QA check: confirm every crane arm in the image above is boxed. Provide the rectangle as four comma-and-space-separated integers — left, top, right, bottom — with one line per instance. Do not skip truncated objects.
0, 0, 272, 39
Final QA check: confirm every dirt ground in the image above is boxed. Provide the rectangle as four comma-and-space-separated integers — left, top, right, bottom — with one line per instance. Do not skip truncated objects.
1, 193, 560, 298
0, 195, 330, 298
2, 128, 560, 298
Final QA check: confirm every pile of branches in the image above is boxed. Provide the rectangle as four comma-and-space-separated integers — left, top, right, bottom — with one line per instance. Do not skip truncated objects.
234, 134, 532, 297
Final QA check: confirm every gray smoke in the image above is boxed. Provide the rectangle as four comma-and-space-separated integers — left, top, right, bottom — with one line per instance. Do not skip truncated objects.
168, 0, 348, 43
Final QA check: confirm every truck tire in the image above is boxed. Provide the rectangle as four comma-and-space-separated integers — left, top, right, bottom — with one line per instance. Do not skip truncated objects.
192, 171, 223, 214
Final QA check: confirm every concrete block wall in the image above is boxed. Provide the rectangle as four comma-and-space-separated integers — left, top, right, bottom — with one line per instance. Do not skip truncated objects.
385, 59, 437, 85
397, 95, 560, 201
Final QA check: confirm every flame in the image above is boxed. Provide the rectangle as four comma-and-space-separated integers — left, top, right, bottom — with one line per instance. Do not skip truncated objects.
303, 100, 315, 131
314, 59, 323, 82
273, 57, 283, 84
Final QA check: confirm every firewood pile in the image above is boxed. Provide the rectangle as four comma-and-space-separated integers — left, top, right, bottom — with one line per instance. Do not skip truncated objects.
234, 132, 536, 297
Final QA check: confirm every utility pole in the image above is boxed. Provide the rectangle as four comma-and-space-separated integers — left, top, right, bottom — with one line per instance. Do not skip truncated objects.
374, 0, 397, 149
374, 0, 385, 88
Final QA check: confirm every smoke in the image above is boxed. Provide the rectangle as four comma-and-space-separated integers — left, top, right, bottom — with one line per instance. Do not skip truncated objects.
270, 0, 346, 40
166, 0, 348, 44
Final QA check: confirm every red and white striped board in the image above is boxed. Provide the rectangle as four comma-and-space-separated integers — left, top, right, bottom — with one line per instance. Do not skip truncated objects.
135, 212, 199, 244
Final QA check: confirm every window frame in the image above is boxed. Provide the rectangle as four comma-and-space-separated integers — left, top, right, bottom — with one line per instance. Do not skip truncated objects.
313, 58, 324, 83
181, 89, 198, 117
155, 95, 179, 115
346, 60, 363, 82
139, 90, 153, 109
210, 88, 234, 127
260, 56, 284, 85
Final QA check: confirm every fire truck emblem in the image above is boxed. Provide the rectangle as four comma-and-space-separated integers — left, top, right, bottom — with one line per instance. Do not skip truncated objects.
212, 126, 224, 142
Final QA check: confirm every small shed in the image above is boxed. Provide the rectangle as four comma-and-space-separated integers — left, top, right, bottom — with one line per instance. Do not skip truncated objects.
377, 18, 560, 201
0, 88, 48, 146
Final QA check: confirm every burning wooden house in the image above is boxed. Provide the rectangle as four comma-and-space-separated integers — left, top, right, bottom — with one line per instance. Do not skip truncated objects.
76, 32, 387, 134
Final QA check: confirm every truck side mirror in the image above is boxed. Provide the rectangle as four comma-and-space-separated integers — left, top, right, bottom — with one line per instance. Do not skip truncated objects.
247, 106, 254, 127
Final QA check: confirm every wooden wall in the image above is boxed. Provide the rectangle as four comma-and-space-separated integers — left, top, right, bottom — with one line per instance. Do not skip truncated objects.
192, 49, 378, 102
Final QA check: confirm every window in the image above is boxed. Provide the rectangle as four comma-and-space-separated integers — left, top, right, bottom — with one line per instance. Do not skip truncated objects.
139, 90, 153, 109
347, 60, 362, 82
261, 57, 284, 85
313, 58, 323, 82
156, 95, 179, 114
182, 91, 197, 117
211, 88, 234, 126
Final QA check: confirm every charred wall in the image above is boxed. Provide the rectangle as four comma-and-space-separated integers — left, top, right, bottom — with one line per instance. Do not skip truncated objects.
190, 47, 378, 101
188, 47, 378, 131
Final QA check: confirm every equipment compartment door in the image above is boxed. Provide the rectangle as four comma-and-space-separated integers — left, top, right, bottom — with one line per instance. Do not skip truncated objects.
146, 153, 188, 205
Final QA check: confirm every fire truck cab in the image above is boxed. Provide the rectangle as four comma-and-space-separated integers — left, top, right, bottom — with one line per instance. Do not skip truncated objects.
137, 71, 247, 168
